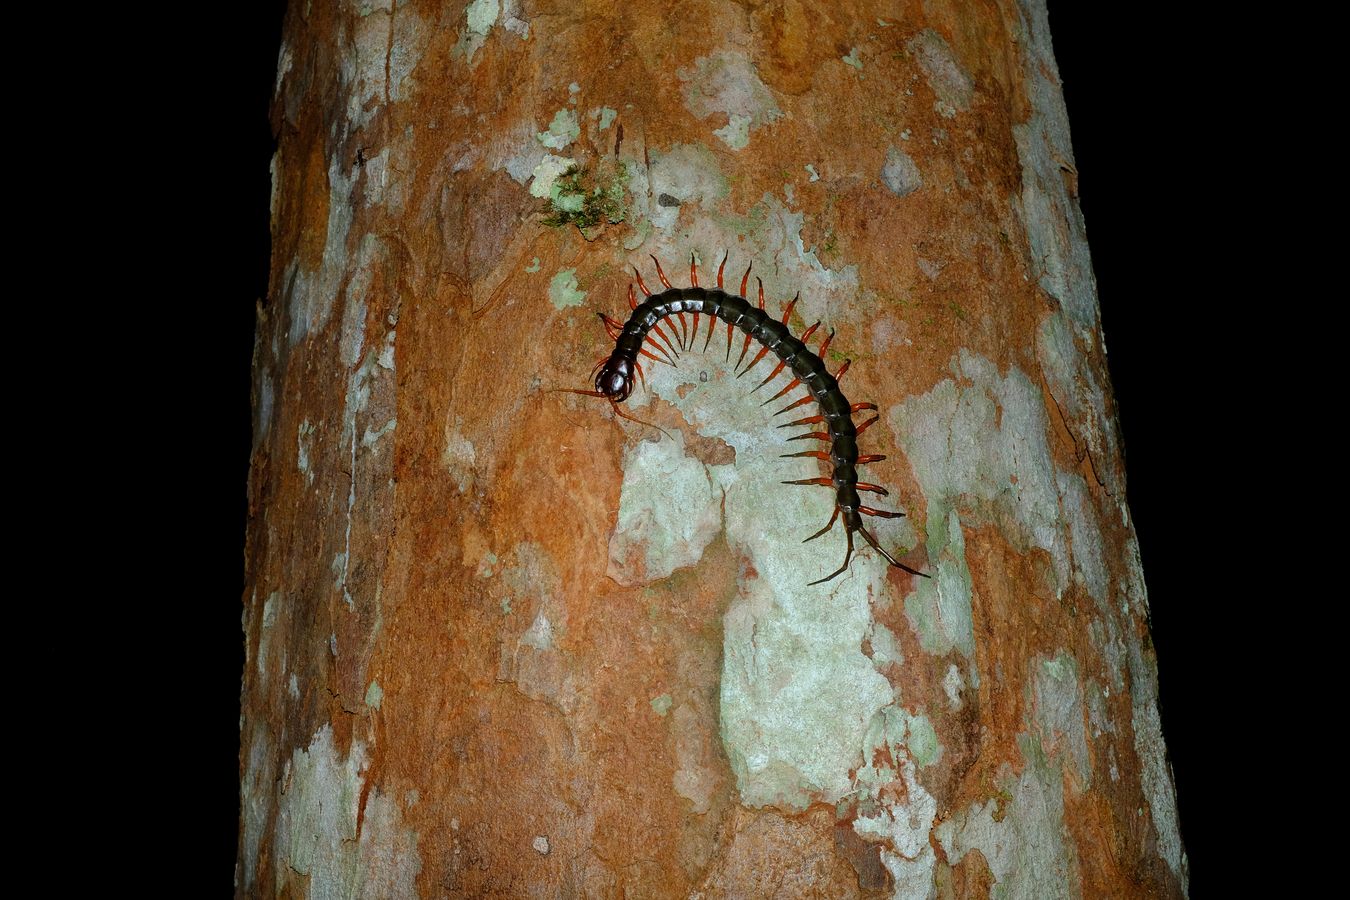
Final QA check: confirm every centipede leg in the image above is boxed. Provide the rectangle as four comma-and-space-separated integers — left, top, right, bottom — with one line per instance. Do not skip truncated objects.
808, 527, 855, 585
859, 506, 904, 518
716, 251, 728, 288
781, 477, 834, 487
856, 524, 927, 577
802, 506, 840, 542
702, 311, 716, 354
634, 360, 647, 392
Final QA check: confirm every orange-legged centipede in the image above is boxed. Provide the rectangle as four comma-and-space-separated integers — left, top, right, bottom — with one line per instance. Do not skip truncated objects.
566, 253, 929, 586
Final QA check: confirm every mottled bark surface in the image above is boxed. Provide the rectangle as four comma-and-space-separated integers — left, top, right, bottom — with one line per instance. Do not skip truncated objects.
241, 1, 1187, 896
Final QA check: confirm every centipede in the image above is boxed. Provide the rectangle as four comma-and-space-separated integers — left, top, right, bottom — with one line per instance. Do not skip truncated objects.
561, 253, 929, 586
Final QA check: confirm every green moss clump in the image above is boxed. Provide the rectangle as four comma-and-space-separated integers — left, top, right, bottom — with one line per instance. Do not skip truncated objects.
542, 162, 627, 235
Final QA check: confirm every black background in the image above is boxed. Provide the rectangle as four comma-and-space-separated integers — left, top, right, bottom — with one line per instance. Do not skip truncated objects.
194, 2, 1242, 889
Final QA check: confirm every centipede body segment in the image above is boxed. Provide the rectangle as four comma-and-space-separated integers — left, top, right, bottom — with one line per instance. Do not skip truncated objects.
580, 254, 927, 586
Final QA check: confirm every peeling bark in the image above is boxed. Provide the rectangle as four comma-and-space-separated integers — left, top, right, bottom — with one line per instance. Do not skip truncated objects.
241, 1, 1187, 896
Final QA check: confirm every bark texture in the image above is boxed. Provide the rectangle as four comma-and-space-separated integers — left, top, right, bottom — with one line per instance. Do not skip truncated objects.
241, 1, 1188, 896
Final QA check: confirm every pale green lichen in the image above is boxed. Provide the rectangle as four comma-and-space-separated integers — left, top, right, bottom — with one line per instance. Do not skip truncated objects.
271, 725, 421, 896
465, 0, 498, 36
650, 694, 673, 716
548, 268, 586, 309
713, 113, 752, 150
842, 47, 863, 70
528, 154, 576, 199
536, 108, 580, 150
524, 256, 540, 273
364, 679, 383, 710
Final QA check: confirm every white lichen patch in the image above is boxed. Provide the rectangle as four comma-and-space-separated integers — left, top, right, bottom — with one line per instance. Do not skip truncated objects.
272, 725, 421, 897
364, 679, 383, 710
297, 420, 316, 485
547, 268, 586, 309
607, 431, 723, 585
1128, 638, 1188, 883
671, 703, 719, 814
841, 47, 863, 71
649, 693, 672, 716
713, 114, 752, 150
453, 0, 499, 65
240, 724, 275, 891
536, 108, 580, 150
890, 351, 1070, 654
625, 355, 896, 813
442, 416, 477, 492
590, 106, 617, 131
1034, 652, 1091, 788
935, 743, 1077, 897
1010, 3, 1096, 332
943, 663, 964, 709
678, 51, 782, 150
907, 30, 974, 113
627, 143, 729, 233
528, 154, 576, 198
520, 610, 554, 650
286, 156, 354, 347
882, 146, 922, 198
852, 706, 938, 897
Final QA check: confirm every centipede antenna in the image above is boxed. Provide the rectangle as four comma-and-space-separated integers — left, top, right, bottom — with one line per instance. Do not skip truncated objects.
803, 507, 840, 542
717, 251, 728, 288
547, 387, 608, 398
808, 528, 854, 585
633, 267, 653, 296
611, 400, 673, 440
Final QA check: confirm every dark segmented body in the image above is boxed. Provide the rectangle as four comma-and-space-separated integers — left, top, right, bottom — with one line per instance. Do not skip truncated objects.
613, 286, 868, 528
579, 256, 927, 584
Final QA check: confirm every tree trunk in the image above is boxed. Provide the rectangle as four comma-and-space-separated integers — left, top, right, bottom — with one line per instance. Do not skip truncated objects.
241, 1, 1187, 896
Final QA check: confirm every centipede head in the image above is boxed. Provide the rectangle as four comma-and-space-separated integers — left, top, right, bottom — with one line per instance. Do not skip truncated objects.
595, 354, 635, 402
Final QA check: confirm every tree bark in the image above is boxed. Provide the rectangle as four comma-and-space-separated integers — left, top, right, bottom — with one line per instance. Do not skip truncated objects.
241, 1, 1188, 896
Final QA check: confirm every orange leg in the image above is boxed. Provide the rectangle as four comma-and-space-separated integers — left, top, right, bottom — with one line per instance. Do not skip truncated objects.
856, 454, 887, 464
781, 450, 830, 461
688, 252, 701, 347
750, 359, 788, 393
762, 377, 802, 406
850, 402, 877, 414
782, 476, 834, 487
786, 431, 831, 442
855, 483, 890, 496
633, 267, 653, 296
717, 251, 728, 288
778, 414, 824, 429
855, 415, 879, 436
859, 506, 904, 518
774, 393, 816, 416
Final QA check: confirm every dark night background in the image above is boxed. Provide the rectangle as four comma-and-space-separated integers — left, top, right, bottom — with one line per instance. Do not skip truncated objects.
194, 2, 1246, 890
